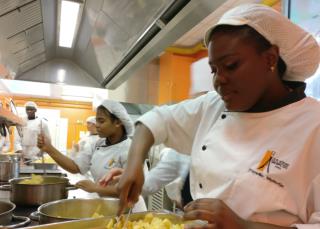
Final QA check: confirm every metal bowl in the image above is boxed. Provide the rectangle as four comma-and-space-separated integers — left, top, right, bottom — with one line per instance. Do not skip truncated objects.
32, 163, 58, 170
35, 198, 124, 224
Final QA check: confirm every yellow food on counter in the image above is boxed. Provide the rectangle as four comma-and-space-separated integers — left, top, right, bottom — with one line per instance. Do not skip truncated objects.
34, 155, 56, 164
19, 174, 44, 184
105, 213, 184, 229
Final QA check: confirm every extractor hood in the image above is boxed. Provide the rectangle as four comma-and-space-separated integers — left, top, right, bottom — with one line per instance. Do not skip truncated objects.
73, 0, 227, 89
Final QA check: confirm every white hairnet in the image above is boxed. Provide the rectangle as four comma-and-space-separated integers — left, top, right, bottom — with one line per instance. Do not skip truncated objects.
86, 116, 96, 125
24, 101, 37, 109
98, 100, 134, 136
204, 3, 320, 82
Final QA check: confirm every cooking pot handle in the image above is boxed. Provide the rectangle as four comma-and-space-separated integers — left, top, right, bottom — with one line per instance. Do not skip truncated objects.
0, 185, 11, 191
66, 184, 78, 191
1, 215, 31, 228
29, 211, 40, 221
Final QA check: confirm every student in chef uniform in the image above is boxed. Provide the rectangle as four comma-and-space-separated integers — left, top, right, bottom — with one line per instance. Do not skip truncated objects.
14, 101, 51, 163
70, 116, 100, 159
116, 4, 320, 228
37, 99, 146, 212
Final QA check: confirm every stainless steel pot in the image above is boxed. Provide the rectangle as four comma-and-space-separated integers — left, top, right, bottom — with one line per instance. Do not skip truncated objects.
0, 154, 20, 181
0, 200, 30, 228
0, 176, 76, 206
30, 198, 123, 224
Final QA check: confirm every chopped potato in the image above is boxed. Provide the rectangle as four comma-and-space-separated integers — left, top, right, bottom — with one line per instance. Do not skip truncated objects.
19, 174, 44, 184
91, 204, 104, 218
105, 213, 184, 229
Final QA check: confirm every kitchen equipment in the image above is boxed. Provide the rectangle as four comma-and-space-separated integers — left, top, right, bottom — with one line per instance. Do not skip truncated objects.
0, 176, 76, 206
0, 153, 20, 181
0, 200, 31, 228
24, 211, 206, 228
31, 163, 58, 170
29, 198, 125, 224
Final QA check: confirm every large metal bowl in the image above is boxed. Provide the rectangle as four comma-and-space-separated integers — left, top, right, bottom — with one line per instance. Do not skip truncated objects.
0, 200, 31, 228
24, 211, 207, 228
33, 198, 125, 224
0, 176, 76, 206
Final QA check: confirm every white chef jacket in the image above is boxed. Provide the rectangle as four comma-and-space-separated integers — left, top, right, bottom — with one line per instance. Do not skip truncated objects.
143, 148, 190, 205
74, 138, 147, 212
14, 117, 51, 159
70, 134, 100, 159
0, 127, 10, 153
138, 91, 320, 228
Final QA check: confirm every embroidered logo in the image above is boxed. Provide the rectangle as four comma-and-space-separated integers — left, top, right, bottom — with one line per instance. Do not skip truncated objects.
257, 150, 289, 173
248, 150, 290, 188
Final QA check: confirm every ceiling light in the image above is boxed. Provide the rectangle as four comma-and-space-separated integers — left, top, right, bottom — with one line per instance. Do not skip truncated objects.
57, 69, 66, 83
58, 0, 81, 48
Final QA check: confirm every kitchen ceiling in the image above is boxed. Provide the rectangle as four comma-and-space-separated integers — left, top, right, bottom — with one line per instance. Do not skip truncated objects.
0, 0, 282, 91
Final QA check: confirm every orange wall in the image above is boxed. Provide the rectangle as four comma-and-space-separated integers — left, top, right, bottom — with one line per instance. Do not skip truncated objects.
12, 97, 95, 149
158, 49, 208, 104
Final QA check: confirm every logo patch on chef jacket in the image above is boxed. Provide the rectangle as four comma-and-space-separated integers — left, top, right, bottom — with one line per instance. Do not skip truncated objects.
248, 150, 290, 188
257, 150, 289, 173
104, 158, 120, 169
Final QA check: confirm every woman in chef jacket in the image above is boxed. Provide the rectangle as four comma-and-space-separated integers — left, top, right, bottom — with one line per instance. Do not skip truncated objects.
116, 4, 320, 229
37, 99, 146, 212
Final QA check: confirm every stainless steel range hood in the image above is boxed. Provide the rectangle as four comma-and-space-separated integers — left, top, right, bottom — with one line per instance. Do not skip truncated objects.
72, 0, 226, 89
99, 0, 226, 89
0, 0, 227, 92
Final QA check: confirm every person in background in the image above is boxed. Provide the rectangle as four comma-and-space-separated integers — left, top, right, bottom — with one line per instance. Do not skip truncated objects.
0, 124, 10, 153
14, 101, 51, 164
70, 116, 100, 159
116, 3, 320, 228
37, 99, 146, 212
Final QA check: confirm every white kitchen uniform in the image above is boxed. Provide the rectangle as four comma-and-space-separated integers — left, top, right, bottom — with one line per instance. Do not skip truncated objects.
14, 117, 51, 160
74, 138, 147, 212
138, 91, 320, 228
70, 134, 100, 159
0, 127, 10, 153
143, 148, 190, 205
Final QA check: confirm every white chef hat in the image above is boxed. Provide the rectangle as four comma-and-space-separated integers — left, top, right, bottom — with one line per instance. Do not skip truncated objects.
86, 116, 96, 125
204, 3, 320, 82
98, 100, 134, 136
24, 101, 37, 109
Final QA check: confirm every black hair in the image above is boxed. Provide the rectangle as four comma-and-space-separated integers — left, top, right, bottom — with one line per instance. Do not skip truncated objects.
208, 25, 287, 78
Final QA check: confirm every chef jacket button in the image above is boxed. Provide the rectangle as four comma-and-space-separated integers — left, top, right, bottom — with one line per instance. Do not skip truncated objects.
221, 114, 226, 119
199, 183, 203, 189
96, 147, 100, 150
202, 145, 207, 151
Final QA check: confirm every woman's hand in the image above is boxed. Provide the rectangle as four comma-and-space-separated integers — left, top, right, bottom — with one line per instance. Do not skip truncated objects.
117, 123, 154, 215
117, 163, 145, 214
75, 180, 98, 193
99, 168, 124, 187
37, 134, 52, 153
183, 198, 246, 229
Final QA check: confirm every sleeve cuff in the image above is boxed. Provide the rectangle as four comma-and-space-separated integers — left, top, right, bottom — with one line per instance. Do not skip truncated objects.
137, 108, 167, 145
